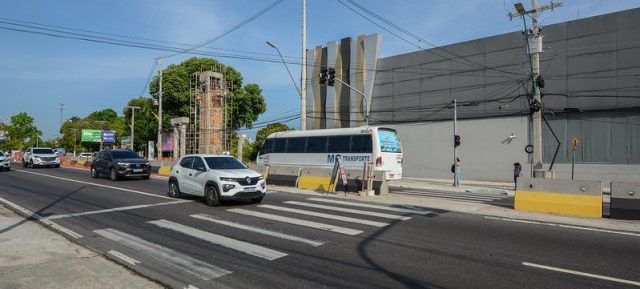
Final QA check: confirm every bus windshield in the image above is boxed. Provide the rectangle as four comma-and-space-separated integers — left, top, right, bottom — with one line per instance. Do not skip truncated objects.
378, 129, 402, 153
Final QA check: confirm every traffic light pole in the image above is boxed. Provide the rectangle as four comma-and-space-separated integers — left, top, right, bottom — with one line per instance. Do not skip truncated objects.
453, 99, 457, 186
331, 77, 369, 126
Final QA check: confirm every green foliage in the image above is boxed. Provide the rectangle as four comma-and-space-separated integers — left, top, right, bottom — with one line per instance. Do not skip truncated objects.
123, 97, 158, 152
86, 109, 119, 122
3, 112, 42, 150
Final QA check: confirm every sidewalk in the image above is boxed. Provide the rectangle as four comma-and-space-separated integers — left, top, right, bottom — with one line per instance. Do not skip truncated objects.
0, 205, 162, 289
388, 177, 515, 195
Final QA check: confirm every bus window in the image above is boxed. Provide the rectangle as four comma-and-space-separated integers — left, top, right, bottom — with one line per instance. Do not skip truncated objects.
378, 129, 402, 153
350, 135, 372, 153
286, 137, 306, 153
327, 136, 350, 153
306, 136, 327, 153
260, 139, 274, 154
273, 138, 287, 153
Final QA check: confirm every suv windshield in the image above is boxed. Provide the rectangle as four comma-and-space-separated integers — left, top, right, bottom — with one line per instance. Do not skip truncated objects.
110, 150, 142, 159
33, 149, 55, 154
204, 157, 247, 170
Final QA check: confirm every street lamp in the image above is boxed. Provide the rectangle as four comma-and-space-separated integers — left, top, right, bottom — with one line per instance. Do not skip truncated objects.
125, 106, 140, 151
266, 41, 306, 130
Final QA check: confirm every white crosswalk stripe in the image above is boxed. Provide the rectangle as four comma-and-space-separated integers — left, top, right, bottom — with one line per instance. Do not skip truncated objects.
228, 208, 363, 235
283, 201, 412, 220
191, 214, 326, 247
307, 198, 433, 215
259, 204, 390, 227
148, 219, 287, 260
94, 228, 231, 280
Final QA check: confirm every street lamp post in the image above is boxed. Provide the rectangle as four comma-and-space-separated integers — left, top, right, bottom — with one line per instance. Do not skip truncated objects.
126, 106, 141, 151
266, 41, 306, 130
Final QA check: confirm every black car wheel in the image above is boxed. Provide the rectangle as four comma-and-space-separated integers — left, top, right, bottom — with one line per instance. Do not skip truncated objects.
110, 168, 119, 181
142, 174, 150, 180
168, 180, 181, 198
29, 160, 34, 168
22, 160, 26, 168
90, 166, 99, 178
204, 185, 220, 207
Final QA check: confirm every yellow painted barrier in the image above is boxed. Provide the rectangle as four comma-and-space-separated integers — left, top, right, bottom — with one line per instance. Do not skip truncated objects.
158, 166, 172, 176
297, 175, 332, 191
515, 190, 602, 218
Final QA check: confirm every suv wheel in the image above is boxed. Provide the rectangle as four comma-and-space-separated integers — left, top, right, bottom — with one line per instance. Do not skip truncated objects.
29, 160, 34, 168
204, 185, 220, 207
22, 160, 27, 168
251, 196, 264, 204
168, 180, 181, 198
90, 166, 99, 178
109, 168, 119, 181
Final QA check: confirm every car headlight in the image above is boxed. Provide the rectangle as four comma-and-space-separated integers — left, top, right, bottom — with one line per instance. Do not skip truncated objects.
258, 176, 264, 180
220, 177, 235, 182
222, 184, 236, 192
117, 162, 131, 167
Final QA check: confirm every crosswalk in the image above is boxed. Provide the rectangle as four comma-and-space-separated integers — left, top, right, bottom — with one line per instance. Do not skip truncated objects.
92, 197, 432, 284
391, 188, 513, 204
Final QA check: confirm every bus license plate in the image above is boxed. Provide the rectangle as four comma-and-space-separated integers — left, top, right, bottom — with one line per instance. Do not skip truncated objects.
133, 168, 143, 173
244, 186, 257, 192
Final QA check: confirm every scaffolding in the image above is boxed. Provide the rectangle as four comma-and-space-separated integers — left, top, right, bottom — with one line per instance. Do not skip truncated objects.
188, 68, 234, 155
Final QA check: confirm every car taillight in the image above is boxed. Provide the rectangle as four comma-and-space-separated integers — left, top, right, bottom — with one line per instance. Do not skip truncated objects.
375, 156, 382, 167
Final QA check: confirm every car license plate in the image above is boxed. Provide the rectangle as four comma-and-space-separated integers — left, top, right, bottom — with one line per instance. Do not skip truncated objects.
133, 168, 143, 173
244, 186, 257, 192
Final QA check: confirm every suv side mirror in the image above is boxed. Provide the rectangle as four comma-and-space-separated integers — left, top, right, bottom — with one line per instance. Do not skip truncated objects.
196, 166, 207, 172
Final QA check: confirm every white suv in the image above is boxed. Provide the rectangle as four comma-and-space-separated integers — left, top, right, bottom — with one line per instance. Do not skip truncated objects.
23, 147, 60, 168
0, 150, 10, 171
168, 155, 266, 206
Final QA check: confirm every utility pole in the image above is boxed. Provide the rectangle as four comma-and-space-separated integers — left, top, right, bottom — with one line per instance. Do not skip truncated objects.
157, 57, 163, 160
300, 0, 307, 130
509, 1, 562, 178
126, 106, 140, 151
59, 103, 64, 134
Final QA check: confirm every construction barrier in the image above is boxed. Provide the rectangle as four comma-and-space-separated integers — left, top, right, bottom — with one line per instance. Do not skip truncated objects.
610, 182, 640, 220
158, 166, 172, 176
249, 164, 389, 195
515, 178, 602, 218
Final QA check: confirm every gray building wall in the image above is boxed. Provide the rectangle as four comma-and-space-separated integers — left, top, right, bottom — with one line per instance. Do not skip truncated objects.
390, 116, 530, 182
370, 8, 640, 183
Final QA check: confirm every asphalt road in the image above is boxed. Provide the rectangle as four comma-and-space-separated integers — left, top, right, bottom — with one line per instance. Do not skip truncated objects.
0, 165, 639, 289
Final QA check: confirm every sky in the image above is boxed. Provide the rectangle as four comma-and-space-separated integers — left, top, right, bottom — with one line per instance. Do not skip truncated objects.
1, 0, 639, 140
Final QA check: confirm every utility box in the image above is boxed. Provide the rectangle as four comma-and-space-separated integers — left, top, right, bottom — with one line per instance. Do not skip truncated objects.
610, 182, 640, 220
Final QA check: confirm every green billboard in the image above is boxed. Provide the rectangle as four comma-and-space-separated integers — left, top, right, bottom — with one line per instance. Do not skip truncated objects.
81, 129, 102, 142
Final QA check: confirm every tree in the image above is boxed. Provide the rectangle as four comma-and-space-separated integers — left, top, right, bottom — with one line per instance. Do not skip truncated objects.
248, 123, 292, 161
86, 109, 119, 122
4, 112, 41, 150
148, 57, 266, 131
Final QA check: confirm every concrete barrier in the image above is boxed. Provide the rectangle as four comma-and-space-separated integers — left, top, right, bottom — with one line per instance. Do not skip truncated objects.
515, 178, 602, 218
266, 166, 301, 187
610, 182, 640, 220
158, 166, 172, 176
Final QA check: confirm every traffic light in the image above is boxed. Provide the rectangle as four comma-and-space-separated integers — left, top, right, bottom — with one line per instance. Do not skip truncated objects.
327, 67, 336, 86
319, 68, 328, 85
454, 135, 461, 147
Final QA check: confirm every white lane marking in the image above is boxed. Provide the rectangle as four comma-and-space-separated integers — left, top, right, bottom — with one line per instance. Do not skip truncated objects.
0, 196, 83, 239
14, 169, 174, 200
307, 198, 433, 215
107, 250, 140, 266
228, 208, 363, 236
522, 262, 640, 287
184, 285, 200, 289
94, 228, 231, 280
148, 219, 287, 261
259, 204, 389, 227
484, 216, 640, 237
393, 190, 502, 201
45, 200, 191, 220
284, 201, 412, 220
191, 214, 325, 247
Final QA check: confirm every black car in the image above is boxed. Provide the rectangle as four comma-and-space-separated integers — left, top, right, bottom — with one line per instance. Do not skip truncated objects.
91, 149, 151, 181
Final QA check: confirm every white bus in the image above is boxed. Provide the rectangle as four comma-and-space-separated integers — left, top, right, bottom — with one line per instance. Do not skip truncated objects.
256, 126, 403, 180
